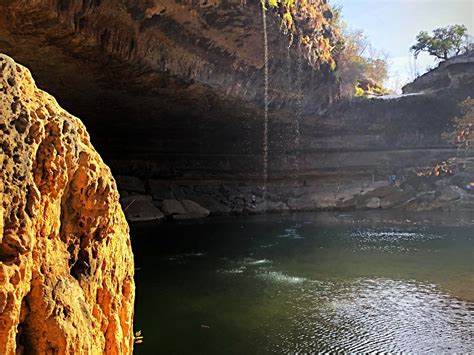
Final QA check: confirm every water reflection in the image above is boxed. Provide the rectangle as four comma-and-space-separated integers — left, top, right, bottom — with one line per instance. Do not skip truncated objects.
132, 215, 474, 354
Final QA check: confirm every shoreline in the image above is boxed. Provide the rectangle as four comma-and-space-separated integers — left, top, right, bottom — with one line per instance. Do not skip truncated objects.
130, 210, 474, 229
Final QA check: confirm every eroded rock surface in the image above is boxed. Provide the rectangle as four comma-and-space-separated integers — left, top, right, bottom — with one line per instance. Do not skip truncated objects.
0, 54, 134, 354
403, 50, 474, 94
0, 2, 472, 216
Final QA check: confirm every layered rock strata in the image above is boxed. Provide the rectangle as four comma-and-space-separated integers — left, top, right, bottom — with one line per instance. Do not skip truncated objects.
403, 50, 474, 94
0, 2, 472, 217
0, 54, 134, 354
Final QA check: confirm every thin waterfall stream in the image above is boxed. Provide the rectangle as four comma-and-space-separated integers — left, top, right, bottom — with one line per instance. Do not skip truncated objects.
294, 47, 303, 191
261, 0, 269, 210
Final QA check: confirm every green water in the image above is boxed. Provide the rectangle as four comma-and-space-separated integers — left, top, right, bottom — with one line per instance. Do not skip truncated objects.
132, 214, 474, 354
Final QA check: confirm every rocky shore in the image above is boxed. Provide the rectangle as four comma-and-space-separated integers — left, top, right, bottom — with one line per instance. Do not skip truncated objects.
115, 155, 474, 221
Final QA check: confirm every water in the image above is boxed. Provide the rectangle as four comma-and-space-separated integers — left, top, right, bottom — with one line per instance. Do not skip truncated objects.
132, 214, 474, 354
261, 0, 269, 207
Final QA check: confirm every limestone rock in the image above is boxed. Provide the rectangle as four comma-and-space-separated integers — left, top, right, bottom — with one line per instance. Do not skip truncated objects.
425, 185, 465, 210
162, 199, 209, 220
0, 54, 134, 354
121, 195, 164, 222
193, 195, 232, 215
162, 199, 186, 216
403, 50, 474, 94
181, 200, 210, 218
0, 0, 340, 120
0, 2, 470, 219
366, 197, 381, 209
380, 190, 415, 209
336, 197, 358, 210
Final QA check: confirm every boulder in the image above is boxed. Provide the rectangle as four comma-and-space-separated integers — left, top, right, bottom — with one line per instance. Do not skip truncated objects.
380, 190, 415, 209
162, 199, 187, 216
192, 195, 232, 215
182, 199, 210, 217
161, 199, 210, 219
336, 197, 358, 210
366, 197, 381, 209
172, 200, 210, 219
115, 175, 146, 194
120, 195, 165, 222
425, 185, 465, 210
0, 54, 134, 354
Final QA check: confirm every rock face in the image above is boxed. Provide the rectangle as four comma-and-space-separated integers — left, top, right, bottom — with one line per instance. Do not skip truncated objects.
0, 2, 472, 216
0, 54, 134, 354
0, 0, 339, 139
403, 50, 474, 94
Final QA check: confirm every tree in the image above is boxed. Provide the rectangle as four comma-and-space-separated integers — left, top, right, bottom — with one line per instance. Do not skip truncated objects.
335, 28, 389, 97
331, 4, 389, 97
410, 24, 469, 60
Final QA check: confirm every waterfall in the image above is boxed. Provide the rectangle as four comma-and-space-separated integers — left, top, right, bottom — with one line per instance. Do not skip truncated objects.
286, 45, 291, 87
261, 0, 269, 210
293, 47, 303, 190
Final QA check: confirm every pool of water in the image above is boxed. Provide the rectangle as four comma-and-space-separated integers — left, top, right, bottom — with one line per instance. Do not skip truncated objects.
131, 214, 474, 354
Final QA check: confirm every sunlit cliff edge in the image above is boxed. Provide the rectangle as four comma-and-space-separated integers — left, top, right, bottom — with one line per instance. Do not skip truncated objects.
0, 54, 134, 354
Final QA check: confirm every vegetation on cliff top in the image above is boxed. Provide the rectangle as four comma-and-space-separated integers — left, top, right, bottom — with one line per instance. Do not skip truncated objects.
330, 6, 389, 97
264, 0, 338, 70
264, 0, 388, 97
411, 24, 472, 60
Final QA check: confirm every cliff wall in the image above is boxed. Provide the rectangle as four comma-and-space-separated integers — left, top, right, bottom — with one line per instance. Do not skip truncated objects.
0, 2, 472, 217
0, 54, 134, 354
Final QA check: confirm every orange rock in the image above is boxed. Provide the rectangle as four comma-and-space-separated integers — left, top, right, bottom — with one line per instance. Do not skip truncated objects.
0, 54, 134, 354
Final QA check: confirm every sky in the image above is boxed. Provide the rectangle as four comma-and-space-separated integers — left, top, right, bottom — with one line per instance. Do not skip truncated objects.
332, 0, 474, 92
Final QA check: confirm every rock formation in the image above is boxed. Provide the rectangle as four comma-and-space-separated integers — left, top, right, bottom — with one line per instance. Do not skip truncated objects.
403, 50, 474, 94
0, 54, 134, 354
0, 0, 339, 129
0, 1, 472, 217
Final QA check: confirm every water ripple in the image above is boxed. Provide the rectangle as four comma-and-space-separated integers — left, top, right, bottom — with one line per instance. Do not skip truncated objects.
269, 278, 474, 353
